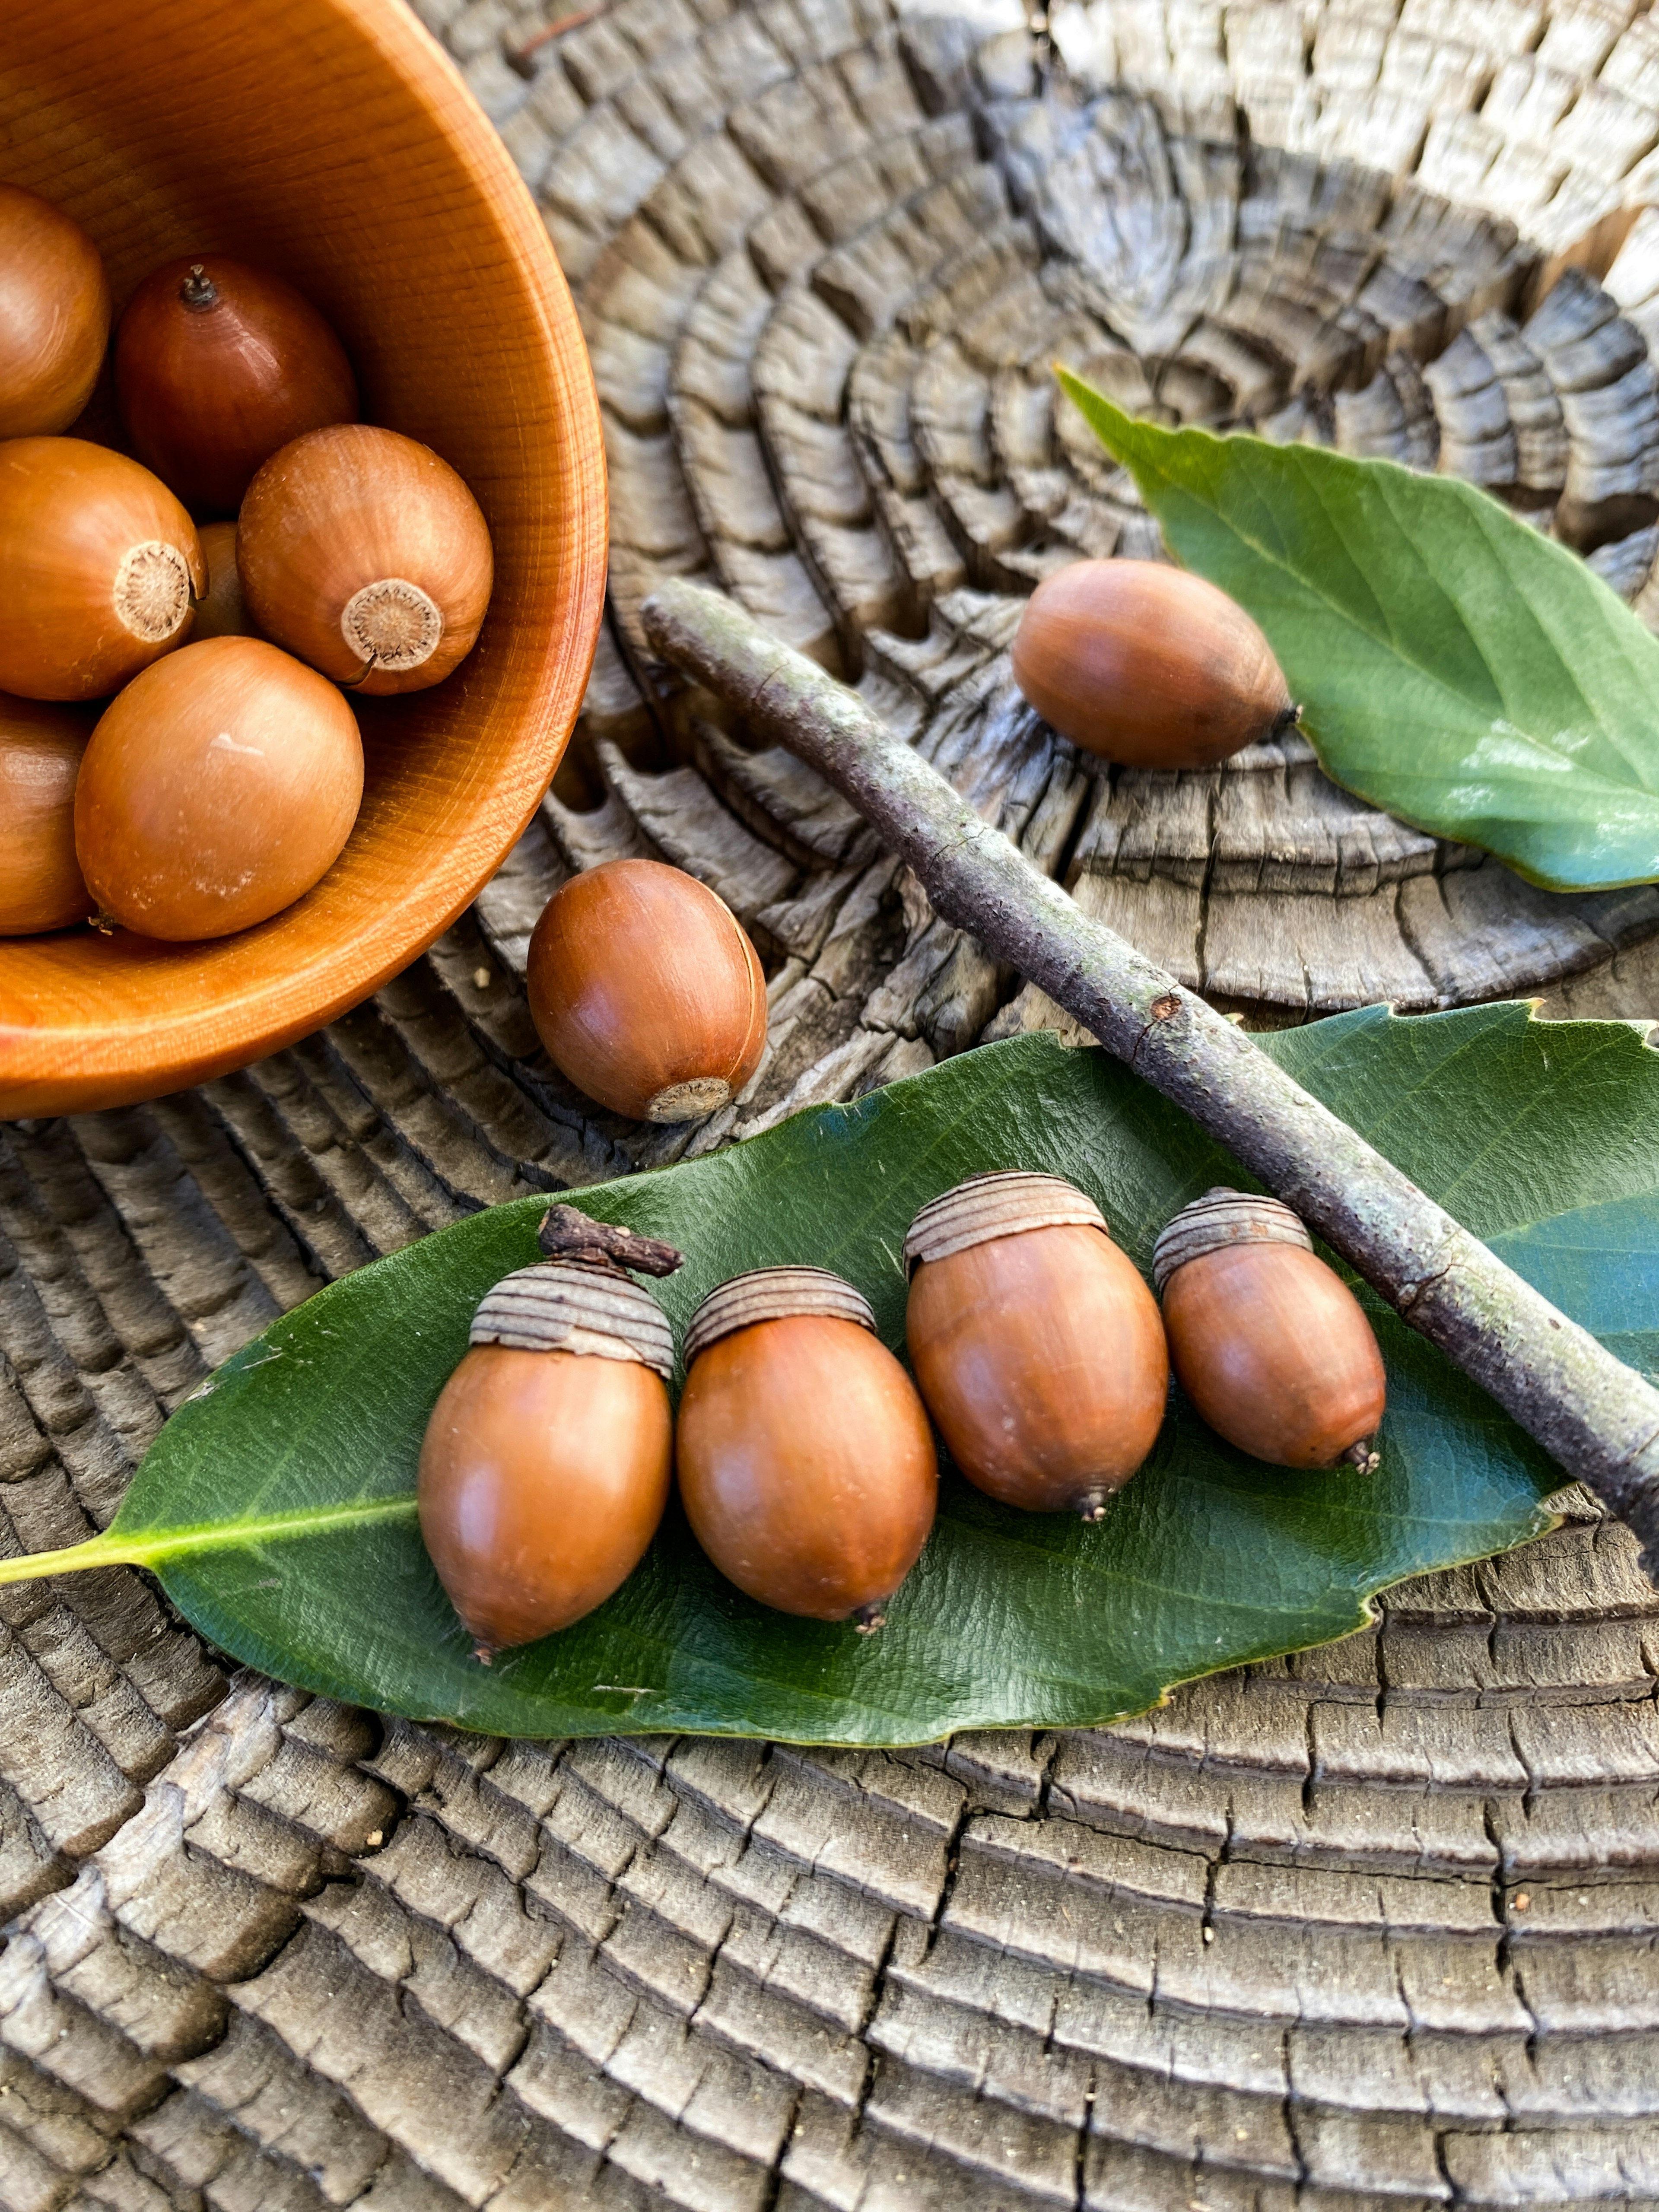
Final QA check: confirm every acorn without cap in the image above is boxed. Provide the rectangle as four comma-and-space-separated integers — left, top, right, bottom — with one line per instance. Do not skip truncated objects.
0, 184, 110, 439
115, 255, 359, 512
1154, 1188, 1386, 1470
1011, 559, 1296, 770
0, 693, 92, 934
905, 1171, 1170, 1517
238, 422, 493, 694
0, 439, 204, 702
527, 858, 768, 1123
675, 1267, 937, 1627
417, 1207, 680, 1659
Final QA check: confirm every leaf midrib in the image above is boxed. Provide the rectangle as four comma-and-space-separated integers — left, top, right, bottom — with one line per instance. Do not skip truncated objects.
113, 1494, 419, 1557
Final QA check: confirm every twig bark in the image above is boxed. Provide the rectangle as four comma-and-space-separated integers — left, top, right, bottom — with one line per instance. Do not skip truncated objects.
643, 578, 1659, 1574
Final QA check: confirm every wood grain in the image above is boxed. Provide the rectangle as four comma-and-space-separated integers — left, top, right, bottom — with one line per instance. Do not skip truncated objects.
11, 0, 1659, 2205
0, 0, 607, 1116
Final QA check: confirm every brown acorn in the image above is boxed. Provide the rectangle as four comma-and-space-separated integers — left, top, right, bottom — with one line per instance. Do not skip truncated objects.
190, 521, 260, 642
0, 185, 110, 439
417, 1208, 680, 1658
0, 693, 93, 934
0, 438, 204, 702
74, 636, 362, 941
237, 423, 493, 694
1154, 1189, 1386, 1470
1011, 559, 1296, 769
115, 255, 358, 512
905, 1171, 1169, 1516
675, 1268, 937, 1627
527, 858, 768, 1122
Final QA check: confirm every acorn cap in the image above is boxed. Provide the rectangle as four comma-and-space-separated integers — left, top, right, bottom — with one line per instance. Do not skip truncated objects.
470, 1261, 675, 1379
683, 1266, 875, 1367
903, 1170, 1109, 1274
1151, 1188, 1313, 1297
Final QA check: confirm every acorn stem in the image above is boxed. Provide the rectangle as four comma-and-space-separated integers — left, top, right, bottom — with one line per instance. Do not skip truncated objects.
641, 578, 1659, 1585
336, 649, 378, 691
1076, 1488, 1111, 1522
537, 1202, 683, 1280
1343, 1438, 1383, 1474
853, 1602, 887, 1634
180, 263, 217, 311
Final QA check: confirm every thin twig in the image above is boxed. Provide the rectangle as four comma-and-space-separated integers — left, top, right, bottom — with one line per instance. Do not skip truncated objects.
537, 1203, 683, 1278
505, 4, 603, 76
642, 578, 1659, 1577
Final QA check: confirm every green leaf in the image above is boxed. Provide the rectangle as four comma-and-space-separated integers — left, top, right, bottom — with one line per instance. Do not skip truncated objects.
17, 1005, 1659, 1746
1057, 367, 1659, 895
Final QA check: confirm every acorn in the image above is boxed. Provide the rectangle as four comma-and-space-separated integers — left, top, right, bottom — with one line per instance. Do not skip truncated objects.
115, 255, 358, 512
237, 423, 493, 693
0, 185, 110, 438
1011, 559, 1297, 770
676, 1268, 937, 1627
905, 1171, 1169, 1517
74, 636, 362, 940
1153, 1189, 1386, 1470
0, 439, 204, 702
0, 693, 93, 935
527, 858, 767, 1122
418, 1206, 681, 1659
189, 521, 260, 642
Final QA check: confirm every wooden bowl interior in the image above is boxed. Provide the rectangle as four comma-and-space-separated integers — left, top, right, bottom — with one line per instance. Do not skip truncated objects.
0, 0, 606, 1114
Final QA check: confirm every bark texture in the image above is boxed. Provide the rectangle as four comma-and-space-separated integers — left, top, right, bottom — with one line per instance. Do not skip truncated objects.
10, 0, 1659, 2202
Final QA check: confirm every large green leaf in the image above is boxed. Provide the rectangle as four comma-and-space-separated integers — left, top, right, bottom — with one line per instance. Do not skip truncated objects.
1058, 368, 1659, 895
19, 1005, 1659, 1745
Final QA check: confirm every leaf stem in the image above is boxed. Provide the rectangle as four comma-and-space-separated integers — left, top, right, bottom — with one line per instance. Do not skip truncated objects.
0, 1497, 419, 1588
642, 578, 1659, 1581
0, 1532, 147, 1585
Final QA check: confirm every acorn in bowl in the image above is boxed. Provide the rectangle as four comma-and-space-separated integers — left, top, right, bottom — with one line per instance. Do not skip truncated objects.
0, 0, 605, 1114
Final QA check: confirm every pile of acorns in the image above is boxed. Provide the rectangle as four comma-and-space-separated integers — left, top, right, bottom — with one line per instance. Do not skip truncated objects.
457, 731, 1386, 1658
0, 181, 493, 944
419, 1176, 1387, 1662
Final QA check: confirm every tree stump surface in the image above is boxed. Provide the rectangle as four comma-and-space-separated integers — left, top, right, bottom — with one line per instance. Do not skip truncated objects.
10, 0, 1659, 2203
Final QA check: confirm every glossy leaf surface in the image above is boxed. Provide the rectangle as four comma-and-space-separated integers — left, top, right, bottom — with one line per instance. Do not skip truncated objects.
1060, 368, 1659, 893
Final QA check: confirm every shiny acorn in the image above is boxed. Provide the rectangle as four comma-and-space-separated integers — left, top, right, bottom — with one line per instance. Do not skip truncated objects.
1011, 559, 1296, 770
527, 858, 768, 1122
74, 636, 362, 941
190, 521, 259, 642
0, 184, 110, 438
0, 438, 204, 702
0, 693, 92, 934
417, 1208, 680, 1659
1154, 1189, 1386, 1470
115, 254, 358, 512
675, 1268, 937, 1627
905, 1171, 1169, 1516
238, 422, 493, 693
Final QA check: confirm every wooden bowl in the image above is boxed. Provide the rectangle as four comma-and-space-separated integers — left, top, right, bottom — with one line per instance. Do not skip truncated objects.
0, 0, 607, 1115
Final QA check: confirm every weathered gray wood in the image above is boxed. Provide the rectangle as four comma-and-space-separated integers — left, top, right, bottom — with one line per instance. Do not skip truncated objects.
12, 0, 1659, 2203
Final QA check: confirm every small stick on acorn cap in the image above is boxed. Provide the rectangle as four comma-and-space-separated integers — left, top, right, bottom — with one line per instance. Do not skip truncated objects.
537, 1203, 683, 1279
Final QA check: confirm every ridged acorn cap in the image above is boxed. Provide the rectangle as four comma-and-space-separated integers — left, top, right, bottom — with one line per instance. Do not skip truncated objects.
683, 1266, 875, 1367
1151, 1188, 1313, 1297
470, 1261, 675, 1379
903, 1170, 1109, 1274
